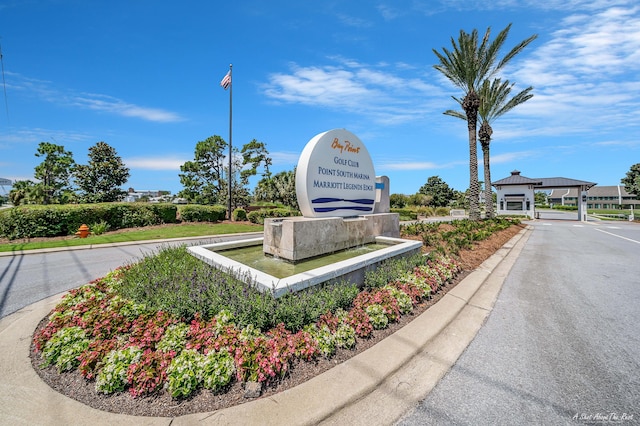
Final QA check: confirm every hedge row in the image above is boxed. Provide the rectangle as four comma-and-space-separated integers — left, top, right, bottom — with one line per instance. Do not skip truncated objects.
0, 203, 244, 240
390, 208, 418, 221
0, 203, 181, 240
553, 205, 579, 211
247, 208, 299, 224
178, 205, 227, 222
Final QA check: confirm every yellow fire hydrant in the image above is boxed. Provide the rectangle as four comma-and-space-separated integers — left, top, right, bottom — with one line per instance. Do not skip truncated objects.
75, 224, 91, 238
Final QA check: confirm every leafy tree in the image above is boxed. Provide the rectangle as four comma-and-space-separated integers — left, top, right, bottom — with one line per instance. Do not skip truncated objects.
534, 191, 548, 205
418, 176, 455, 207
254, 169, 298, 210
433, 24, 537, 220
74, 141, 130, 203
445, 78, 534, 218
34, 142, 75, 204
240, 139, 271, 186
8, 180, 37, 206
451, 189, 470, 210
408, 193, 432, 207
390, 193, 408, 209
178, 136, 228, 205
621, 163, 640, 196
227, 153, 251, 210
179, 136, 273, 209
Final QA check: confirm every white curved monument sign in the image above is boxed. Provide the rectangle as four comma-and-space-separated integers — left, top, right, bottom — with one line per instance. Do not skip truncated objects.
296, 129, 376, 218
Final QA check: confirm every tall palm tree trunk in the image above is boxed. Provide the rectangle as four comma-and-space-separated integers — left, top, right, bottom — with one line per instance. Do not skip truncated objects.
481, 141, 493, 218
463, 90, 481, 221
479, 122, 494, 218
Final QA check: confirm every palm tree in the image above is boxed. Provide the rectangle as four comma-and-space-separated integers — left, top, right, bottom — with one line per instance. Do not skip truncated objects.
9, 180, 37, 206
433, 24, 537, 220
446, 79, 534, 218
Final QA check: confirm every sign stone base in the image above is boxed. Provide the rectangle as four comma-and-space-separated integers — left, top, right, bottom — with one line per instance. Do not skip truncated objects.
263, 213, 400, 262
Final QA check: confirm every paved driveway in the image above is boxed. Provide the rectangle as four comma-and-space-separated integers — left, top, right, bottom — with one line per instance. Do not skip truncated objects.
398, 219, 640, 425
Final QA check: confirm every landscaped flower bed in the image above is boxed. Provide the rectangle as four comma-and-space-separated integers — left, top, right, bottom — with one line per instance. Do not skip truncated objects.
30, 217, 523, 416
32, 254, 460, 399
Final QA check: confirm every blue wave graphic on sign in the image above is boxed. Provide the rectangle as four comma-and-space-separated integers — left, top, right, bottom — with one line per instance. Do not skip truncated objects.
311, 198, 375, 205
313, 206, 373, 213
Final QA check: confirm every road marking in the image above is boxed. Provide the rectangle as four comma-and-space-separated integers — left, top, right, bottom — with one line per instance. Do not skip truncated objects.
573, 225, 584, 227
595, 228, 640, 244
607, 226, 621, 229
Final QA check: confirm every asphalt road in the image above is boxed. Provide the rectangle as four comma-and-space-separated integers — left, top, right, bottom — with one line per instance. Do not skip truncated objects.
397, 219, 640, 425
0, 233, 261, 319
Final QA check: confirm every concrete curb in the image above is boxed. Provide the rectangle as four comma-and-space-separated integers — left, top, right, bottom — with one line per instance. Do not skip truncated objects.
323, 226, 531, 425
0, 226, 531, 425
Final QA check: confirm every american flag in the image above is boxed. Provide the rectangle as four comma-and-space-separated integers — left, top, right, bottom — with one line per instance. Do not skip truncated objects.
220, 71, 231, 90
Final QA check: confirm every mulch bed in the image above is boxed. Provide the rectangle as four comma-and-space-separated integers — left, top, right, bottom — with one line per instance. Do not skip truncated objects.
29, 223, 525, 417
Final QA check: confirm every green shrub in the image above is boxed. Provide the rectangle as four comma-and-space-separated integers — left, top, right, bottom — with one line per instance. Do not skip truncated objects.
120, 204, 161, 227
384, 285, 413, 314
157, 323, 190, 353
247, 208, 298, 225
365, 304, 388, 329
166, 349, 203, 398
390, 208, 418, 221
96, 346, 143, 394
364, 252, 428, 289
150, 204, 179, 224
553, 205, 578, 211
178, 205, 226, 222
160, 349, 235, 395
42, 326, 90, 372
232, 208, 247, 221
90, 220, 110, 235
400, 217, 520, 257
116, 246, 359, 332
333, 323, 356, 349
416, 206, 434, 217
0, 203, 178, 240
201, 350, 236, 392
304, 324, 336, 358
0, 206, 68, 239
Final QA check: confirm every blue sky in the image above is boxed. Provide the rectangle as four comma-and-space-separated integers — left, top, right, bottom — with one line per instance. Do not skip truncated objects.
1, 0, 638, 196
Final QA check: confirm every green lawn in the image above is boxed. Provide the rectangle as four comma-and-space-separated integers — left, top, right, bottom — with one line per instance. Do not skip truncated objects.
0, 222, 263, 253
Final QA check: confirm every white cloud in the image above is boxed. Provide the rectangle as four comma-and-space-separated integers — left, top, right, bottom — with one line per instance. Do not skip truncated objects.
517, 5, 640, 84
8, 72, 184, 123
70, 94, 184, 123
592, 139, 640, 148
500, 2, 640, 137
335, 13, 373, 28
262, 61, 442, 125
261, 1, 640, 142
376, 4, 401, 20
264, 65, 371, 105
490, 151, 538, 164
269, 151, 300, 166
125, 156, 187, 171
0, 127, 93, 146
433, 0, 631, 13
379, 160, 454, 171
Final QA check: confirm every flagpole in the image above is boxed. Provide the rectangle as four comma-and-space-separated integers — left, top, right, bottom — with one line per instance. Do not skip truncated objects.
227, 64, 233, 220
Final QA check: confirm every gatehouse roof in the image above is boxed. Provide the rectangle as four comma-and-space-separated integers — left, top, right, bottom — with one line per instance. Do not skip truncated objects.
492, 170, 542, 186
492, 170, 596, 190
